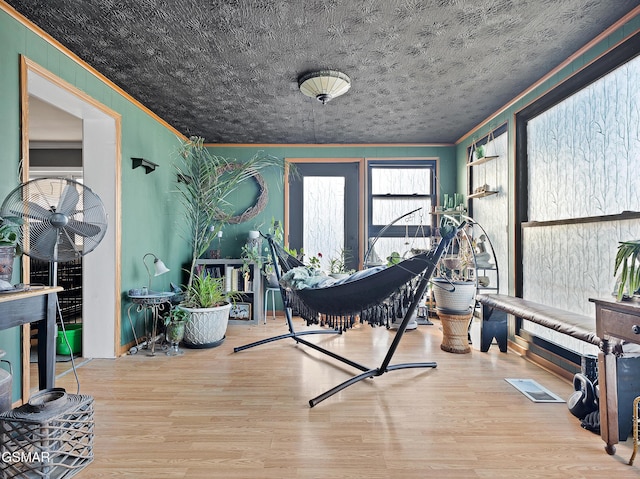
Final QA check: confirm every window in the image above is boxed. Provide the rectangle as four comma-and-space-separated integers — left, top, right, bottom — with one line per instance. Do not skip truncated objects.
366, 160, 437, 266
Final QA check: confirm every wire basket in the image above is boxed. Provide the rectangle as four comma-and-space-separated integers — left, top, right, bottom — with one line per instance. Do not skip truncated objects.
0, 392, 94, 478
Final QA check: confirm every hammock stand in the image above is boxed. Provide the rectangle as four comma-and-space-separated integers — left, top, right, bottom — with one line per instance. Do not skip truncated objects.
233, 225, 459, 407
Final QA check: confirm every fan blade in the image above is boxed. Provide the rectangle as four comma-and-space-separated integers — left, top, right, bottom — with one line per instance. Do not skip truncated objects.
57, 229, 82, 260
29, 227, 59, 260
11, 201, 52, 222
64, 219, 101, 237
58, 183, 80, 216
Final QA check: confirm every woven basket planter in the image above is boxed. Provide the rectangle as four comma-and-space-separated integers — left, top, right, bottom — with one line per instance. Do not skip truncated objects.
438, 310, 473, 354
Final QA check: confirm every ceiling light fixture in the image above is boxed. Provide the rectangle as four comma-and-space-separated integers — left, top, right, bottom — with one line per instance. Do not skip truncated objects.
298, 70, 351, 104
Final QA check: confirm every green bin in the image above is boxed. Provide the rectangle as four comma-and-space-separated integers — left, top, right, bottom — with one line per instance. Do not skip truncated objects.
56, 324, 82, 356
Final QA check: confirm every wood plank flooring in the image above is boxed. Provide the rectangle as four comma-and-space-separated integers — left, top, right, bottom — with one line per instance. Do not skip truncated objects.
47, 317, 638, 478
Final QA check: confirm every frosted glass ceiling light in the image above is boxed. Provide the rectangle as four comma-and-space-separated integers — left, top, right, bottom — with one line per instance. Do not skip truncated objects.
298, 70, 351, 104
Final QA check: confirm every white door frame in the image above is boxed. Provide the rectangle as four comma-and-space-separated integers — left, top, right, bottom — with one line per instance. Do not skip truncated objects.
21, 57, 121, 364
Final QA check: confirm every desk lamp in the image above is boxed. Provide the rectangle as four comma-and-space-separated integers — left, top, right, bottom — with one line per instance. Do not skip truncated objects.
143, 253, 170, 291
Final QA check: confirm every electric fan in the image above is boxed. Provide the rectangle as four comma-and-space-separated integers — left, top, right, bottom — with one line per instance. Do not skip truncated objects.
0, 178, 108, 283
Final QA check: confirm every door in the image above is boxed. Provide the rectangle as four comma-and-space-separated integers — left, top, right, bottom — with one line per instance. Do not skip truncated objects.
288, 162, 360, 272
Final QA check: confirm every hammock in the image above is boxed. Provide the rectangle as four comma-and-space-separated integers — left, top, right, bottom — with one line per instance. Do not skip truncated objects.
233, 223, 460, 407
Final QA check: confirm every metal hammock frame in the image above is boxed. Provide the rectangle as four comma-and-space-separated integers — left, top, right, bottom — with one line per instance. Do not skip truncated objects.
233, 224, 459, 407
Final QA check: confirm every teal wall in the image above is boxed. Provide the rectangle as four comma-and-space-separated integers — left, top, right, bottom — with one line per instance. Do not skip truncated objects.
206, 144, 457, 258
0, 6, 188, 403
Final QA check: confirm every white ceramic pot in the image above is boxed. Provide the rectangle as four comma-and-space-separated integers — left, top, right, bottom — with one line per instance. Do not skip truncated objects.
182, 302, 232, 348
431, 278, 476, 314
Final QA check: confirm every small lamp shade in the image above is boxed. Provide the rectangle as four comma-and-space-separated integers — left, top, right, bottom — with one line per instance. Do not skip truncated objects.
143, 253, 170, 290
153, 258, 170, 276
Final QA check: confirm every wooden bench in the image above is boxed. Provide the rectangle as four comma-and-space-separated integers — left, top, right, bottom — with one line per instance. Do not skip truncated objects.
475, 293, 602, 353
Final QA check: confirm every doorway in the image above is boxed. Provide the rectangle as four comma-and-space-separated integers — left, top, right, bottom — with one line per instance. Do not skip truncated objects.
20, 57, 120, 398
287, 161, 362, 271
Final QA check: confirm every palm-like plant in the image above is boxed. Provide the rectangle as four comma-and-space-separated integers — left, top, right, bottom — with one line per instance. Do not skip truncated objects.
175, 136, 285, 292
614, 240, 640, 300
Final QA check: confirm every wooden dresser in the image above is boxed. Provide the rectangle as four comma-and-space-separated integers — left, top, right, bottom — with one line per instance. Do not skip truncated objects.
590, 297, 640, 455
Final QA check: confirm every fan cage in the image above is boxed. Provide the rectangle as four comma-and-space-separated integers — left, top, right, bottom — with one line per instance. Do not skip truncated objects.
0, 178, 107, 263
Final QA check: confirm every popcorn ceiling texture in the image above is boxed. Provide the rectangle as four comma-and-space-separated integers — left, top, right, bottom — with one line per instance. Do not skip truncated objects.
6, 0, 638, 144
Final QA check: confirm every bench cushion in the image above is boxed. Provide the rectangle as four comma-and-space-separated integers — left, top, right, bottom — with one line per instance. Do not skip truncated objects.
476, 293, 601, 346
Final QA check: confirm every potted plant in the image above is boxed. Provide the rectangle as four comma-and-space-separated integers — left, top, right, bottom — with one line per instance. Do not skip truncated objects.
174, 137, 286, 345
242, 218, 292, 288
180, 268, 240, 348
0, 216, 22, 284
164, 306, 189, 356
431, 223, 477, 353
174, 136, 285, 291
328, 248, 355, 279
614, 239, 640, 301
431, 223, 476, 311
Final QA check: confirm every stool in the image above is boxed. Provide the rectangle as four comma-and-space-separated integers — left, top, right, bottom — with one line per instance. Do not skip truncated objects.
264, 287, 279, 323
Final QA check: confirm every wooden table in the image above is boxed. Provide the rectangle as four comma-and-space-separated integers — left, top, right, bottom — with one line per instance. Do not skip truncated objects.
0, 287, 62, 392
590, 297, 640, 455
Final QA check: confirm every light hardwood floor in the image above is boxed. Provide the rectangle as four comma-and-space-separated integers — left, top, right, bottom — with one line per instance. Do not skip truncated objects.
49, 317, 637, 478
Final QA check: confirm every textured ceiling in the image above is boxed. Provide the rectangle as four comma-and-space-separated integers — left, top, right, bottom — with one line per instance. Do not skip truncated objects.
6, 0, 639, 144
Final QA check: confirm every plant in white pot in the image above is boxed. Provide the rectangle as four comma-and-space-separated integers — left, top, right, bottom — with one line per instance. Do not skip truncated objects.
180, 269, 240, 348
431, 222, 477, 353
174, 137, 286, 346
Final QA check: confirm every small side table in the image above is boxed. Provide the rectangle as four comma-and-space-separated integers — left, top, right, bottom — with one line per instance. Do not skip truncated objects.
128, 292, 174, 356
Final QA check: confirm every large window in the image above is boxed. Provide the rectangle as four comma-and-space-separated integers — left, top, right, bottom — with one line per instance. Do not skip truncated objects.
366, 160, 436, 266
515, 30, 640, 314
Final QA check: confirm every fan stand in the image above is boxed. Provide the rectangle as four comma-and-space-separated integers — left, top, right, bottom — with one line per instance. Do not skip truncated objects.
48, 237, 82, 393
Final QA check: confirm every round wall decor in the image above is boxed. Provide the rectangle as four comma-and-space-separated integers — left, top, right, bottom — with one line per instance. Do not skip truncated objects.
215, 163, 268, 224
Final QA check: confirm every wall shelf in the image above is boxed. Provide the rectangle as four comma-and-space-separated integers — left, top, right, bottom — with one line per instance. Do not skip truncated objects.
522, 210, 640, 228
131, 157, 158, 174
467, 155, 498, 167
468, 190, 498, 199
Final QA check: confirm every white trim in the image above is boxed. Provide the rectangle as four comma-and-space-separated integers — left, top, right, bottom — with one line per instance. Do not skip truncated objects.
27, 68, 118, 359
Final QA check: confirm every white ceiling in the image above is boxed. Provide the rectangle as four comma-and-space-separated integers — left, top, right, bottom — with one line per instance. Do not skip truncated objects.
28, 96, 82, 144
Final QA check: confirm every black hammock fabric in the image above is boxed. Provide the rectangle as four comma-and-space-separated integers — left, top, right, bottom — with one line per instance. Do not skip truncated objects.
268, 238, 436, 330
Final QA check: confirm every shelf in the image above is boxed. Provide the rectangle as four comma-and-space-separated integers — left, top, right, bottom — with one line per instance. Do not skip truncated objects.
131, 157, 158, 174
468, 190, 498, 199
467, 155, 498, 167
195, 258, 262, 324
522, 210, 640, 227
430, 210, 466, 216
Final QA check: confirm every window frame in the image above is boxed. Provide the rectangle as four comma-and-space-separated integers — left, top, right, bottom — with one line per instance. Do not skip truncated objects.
366, 159, 437, 242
